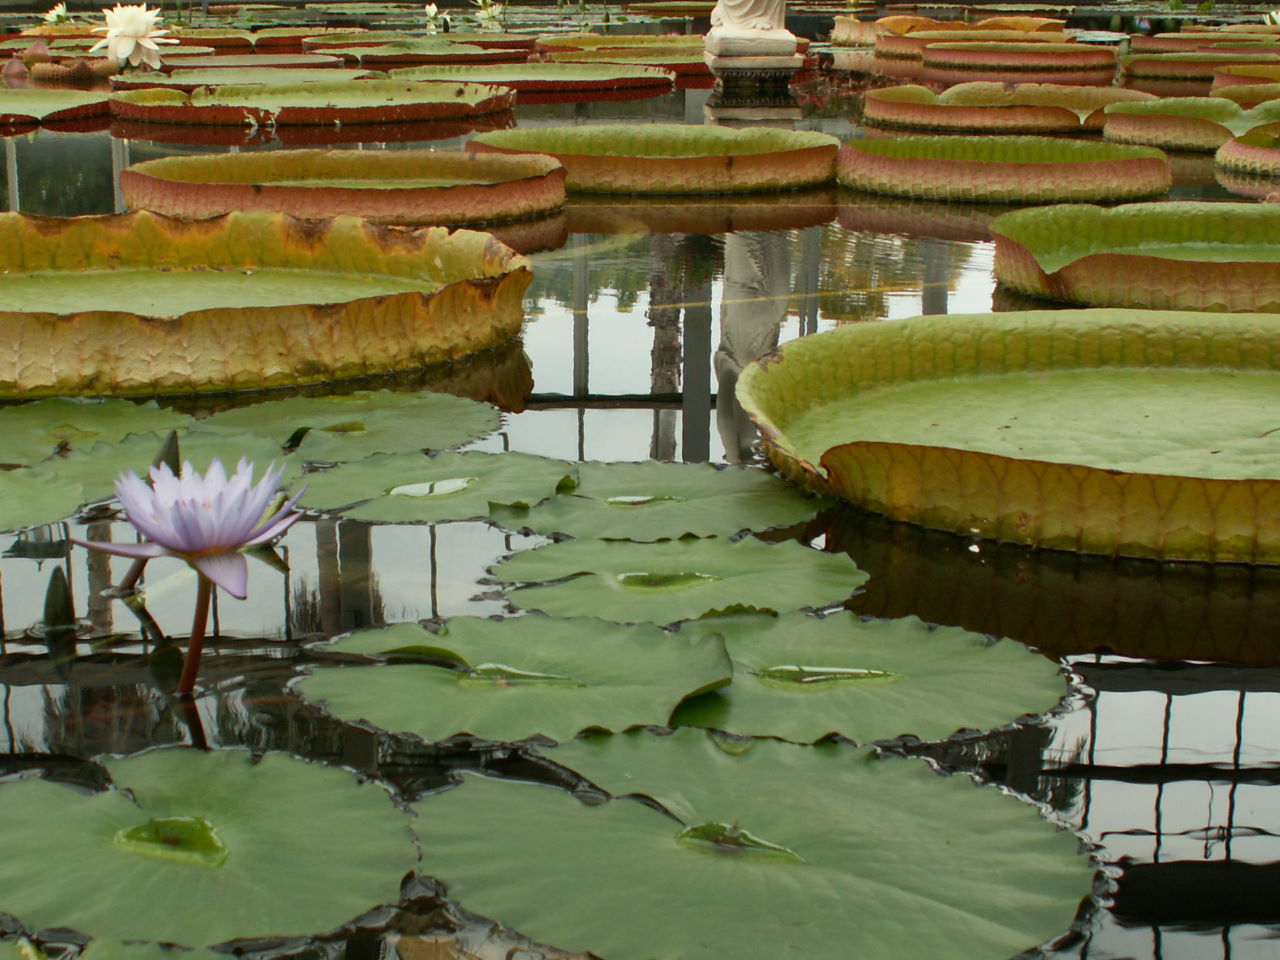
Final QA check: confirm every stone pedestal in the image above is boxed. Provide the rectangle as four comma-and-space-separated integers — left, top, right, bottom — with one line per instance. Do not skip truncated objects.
703, 24, 804, 107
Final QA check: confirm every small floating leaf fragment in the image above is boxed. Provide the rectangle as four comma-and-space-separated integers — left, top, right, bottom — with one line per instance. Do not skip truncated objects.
605, 494, 685, 507
676, 822, 806, 865
114, 816, 229, 868
459, 662, 586, 688
753, 665, 902, 688
389, 476, 478, 498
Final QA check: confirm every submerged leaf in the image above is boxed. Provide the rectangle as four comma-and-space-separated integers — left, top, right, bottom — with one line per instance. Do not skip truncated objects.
489, 537, 866, 624
0, 748, 418, 946
417, 732, 1092, 960
298, 617, 732, 742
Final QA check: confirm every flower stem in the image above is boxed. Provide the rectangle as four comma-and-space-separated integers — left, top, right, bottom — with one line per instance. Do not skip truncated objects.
119, 556, 148, 592
176, 575, 213, 696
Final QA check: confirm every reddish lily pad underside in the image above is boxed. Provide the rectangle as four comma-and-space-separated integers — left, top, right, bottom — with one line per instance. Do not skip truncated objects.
737, 309, 1280, 563
0, 89, 108, 126
387, 62, 675, 93
1120, 51, 1280, 80
109, 80, 514, 127
0, 210, 530, 397
121, 149, 565, 226
1103, 97, 1280, 152
110, 68, 381, 94
991, 201, 1280, 312
861, 82, 1155, 133
874, 29, 1074, 59
919, 41, 1117, 85
1215, 124, 1280, 176
836, 136, 1169, 203
469, 124, 839, 194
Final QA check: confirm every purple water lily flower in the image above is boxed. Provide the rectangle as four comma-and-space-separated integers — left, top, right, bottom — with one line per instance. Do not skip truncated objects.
78, 457, 302, 599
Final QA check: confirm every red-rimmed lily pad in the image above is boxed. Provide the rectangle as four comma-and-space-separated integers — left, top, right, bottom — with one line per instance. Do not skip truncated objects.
419, 732, 1093, 960
387, 62, 674, 96
0, 210, 530, 397
323, 39, 527, 66
1216, 122, 1280, 177
875, 28, 1074, 59
737, 307, 1280, 562
1104, 97, 1280, 152
162, 53, 345, 70
834, 13, 1067, 46
919, 41, 1116, 85
295, 616, 733, 743
1129, 32, 1280, 53
0, 748, 417, 947
837, 136, 1169, 203
111, 67, 381, 93
991, 201, 1280, 312
1120, 51, 1280, 80
489, 538, 868, 624
545, 48, 711, 76
1212, 62, 1280, 88
300, 29, 411, 50
672, 610, 1067, 743
0, 88, 107, 127
862, 82, 1154, 132
469, 123, 838, 194
493, 459, 825, 541
121, 149, 564, 226
298, 450, 573, 520
109, 80, 514, 127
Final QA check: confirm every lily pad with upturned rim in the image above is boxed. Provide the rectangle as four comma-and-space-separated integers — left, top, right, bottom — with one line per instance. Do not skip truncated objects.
489, 537, 868, 624
0, 397, 190, 467
296, 617, 732, 743
0, 748, 418, 947
110, 68, 382, 93
837, 136, 1169, 203
387, 62, 675, 93
0, 89, 108, 127
671, 611, 1068, 743
469, 124, 839, 195
736, 308, 1280, 563
417, 731, 1093, 960
300, 450, 573, 521
861, 82, 1156, 132
1104, 97, 1280, 151
493, 459, 825, 541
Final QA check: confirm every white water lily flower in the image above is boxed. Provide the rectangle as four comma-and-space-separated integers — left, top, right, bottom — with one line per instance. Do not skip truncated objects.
76, 458, 303, 599
42, 3, 69, 24
1268, 9, 1280, 24
423, 2, 449, 33
88, 3, 178, 70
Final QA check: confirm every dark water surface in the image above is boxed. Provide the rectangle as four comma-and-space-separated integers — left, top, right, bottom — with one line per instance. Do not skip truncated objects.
0, 51, 1277, 960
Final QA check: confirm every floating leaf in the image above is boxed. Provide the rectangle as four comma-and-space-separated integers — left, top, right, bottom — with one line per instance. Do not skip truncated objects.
494, 460, 823, 540
489, 538, 867, 624
0, 398, 191, 467
197, 391, 499, 462
0, 468, 86, 532
78, 944, 221, 960
297, 617, 731, 742
300, 450, 572, 521
0, 748, 417, 946
418, 732, 1092, 960
672, 611, 1067, 743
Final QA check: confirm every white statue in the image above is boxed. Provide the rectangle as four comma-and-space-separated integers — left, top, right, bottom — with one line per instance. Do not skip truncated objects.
705, 0, 797, 58
711, 0, 786, 31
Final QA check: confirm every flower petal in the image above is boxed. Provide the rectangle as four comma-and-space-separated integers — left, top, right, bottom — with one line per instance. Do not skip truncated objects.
72, 539, 171, 560
190, 552, 250, 599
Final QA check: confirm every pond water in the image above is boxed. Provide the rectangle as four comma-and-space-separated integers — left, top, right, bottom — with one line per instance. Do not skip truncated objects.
1, 21, 1278, 960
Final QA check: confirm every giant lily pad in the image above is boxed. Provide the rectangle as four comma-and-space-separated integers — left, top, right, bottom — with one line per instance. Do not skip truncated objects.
919, 40, 1115, 78
122, 149, 565, 226
0, 748, 417, 946
0, 89, 107, 128
671, 611, 1066, 743
162, 53, 344, 70
0, 211, 530, 397
545, 49, 711, 76
108, 80, 514, 127
469, 124, 839, 195
1104, 97, 1280, 151
300, 450, 572, 520
836, 136, 1169, 203
495, 459, 823, 541
861, 82, 1155, 133
875, 29, 1074, 60
990, 202, 1280, 312
737, 308, 1280, 563
0, 468, 87, 533
1129, 32, 1280, 53
1213, 81, 1280, 108
490, 538, 867, 623
418, 732, 1092, 960
297, 616, 732, 742
1216, 123, 1280, 176
1120, 51, 1280, 80
110, 68, 380, 93
322, 39, 526, 66
196, 389, 499, 462
387, 62, 674, 94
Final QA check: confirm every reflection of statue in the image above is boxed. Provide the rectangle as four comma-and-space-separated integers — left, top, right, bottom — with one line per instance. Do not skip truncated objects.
715, 231, 791, 463
711, 0, 785, 31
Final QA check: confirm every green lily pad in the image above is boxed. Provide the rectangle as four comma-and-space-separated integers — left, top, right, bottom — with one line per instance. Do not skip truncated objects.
0, 748, 417, 946
489, 538, 868, 624
671, 611, 1067, 743
494, 460, 824, 541
196, 390, 499, 462
0, 398, 191, 467
0, 467, 86, 533
300, 450, 573, 521
79, 945, 220, 960
418, 731, 1092, 960
28, 429, 302, 509
296, 616, 732, 742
